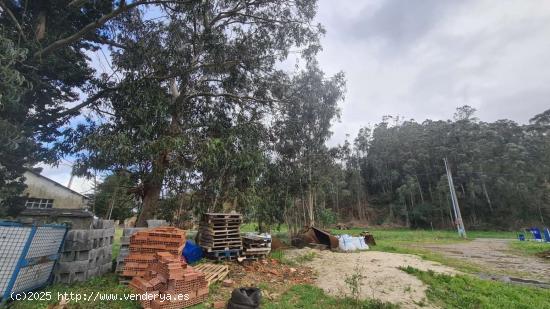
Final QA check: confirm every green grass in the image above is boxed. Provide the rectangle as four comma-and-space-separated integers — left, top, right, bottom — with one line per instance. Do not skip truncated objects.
330, 228, 516, 242
111, 228, 123, 261
510, 241, 550, 255
262, 284, 397, 309
10, 274, 140, 309
401, 266, 550, 309
294, 251, 317, 264
241, 222, 290, 243
240, 222, 289, 234
329, 228, 517, 273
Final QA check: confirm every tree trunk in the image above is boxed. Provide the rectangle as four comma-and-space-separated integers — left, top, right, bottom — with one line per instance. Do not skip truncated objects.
136, 178, 162, 227
415, 175, 424, 203
481, 180, 493, 212
136, 154, 166, 227
307, 160, 315, 226
404, 201, 410, 228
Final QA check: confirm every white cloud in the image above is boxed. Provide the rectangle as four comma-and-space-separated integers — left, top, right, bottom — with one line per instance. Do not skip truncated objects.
36, 163, 96, 195
316, 0, 550, 145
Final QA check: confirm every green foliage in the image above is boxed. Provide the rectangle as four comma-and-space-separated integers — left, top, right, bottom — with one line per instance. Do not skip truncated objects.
93, 172, 136, 220
0, 34, 32, 217
354, 106, 550, 229
157, 196, 180, 223
10, 274, 140, 309
317, 208, 337, 228
59, 1, 327, 226
344, 264, 365, 302
0, 0, 128, 215
401, 267, 550, 309
294, 252, 317, 264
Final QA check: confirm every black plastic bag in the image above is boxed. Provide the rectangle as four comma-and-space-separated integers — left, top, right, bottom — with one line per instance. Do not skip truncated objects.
227, 287, 262, 309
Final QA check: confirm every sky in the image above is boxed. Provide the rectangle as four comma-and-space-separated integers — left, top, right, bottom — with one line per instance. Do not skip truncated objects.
315, 0, 550, 145
41, 0, 550, 193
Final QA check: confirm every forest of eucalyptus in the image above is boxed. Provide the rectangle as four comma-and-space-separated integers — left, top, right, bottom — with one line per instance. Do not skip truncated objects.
1, 1, 549, 230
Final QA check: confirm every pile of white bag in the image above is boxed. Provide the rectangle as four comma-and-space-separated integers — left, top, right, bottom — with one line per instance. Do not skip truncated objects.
337, 234, 369, 251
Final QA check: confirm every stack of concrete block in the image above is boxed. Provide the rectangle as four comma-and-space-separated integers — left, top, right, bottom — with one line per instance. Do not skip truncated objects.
53, 220, 115, 284
115, 227, 146, 279
129, 252, 208, 308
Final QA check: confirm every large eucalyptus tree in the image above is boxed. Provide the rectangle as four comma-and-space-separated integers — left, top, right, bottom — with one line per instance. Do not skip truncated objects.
62, 0, 325, 226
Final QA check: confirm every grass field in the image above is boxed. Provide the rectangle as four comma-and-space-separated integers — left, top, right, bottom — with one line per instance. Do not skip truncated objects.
402, 267, 550, 309
329, 228, 519, 273
510, 241, 550, 257
8, 227, 549, 309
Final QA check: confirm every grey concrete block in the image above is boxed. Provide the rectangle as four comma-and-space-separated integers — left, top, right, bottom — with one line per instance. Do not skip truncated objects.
92, 229, 104, 239
93, 219, 115, 229
86, 267, 99, 278
56, 260, 90, 273
53, 272, 71, 284
99, 262, 112, 274
122, 227, 146, 237
146, 219, 168, 228
63, 239, 93, 252
73, 249, 92, 261
59, 251, 75, 262
65, 230, 77, 241
118, 248, 129, 258
102, 227, 115, 237
73, 271, 87, 282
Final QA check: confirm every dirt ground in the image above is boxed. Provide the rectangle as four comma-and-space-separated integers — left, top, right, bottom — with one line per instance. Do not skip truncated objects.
418, 238, 550, 282
206, 258, 315, 305
286, 248, 458, 309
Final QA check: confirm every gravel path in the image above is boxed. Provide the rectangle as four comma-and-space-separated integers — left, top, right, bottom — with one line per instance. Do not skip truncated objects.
420, 238, 550, 282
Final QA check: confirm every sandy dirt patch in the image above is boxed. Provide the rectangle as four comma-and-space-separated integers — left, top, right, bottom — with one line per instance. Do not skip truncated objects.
419, 238, 550, 281
286, 248, 458, 308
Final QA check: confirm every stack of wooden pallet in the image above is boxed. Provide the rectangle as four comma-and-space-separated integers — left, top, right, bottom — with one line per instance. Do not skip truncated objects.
241, 234, 271, 260
198, 213, 242, 260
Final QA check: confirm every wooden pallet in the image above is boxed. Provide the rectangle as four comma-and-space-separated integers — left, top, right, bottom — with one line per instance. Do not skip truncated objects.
194, 263, 230, 286
203, 245, 243, 252
205, 249, 241, 260
204, 213, 242, 219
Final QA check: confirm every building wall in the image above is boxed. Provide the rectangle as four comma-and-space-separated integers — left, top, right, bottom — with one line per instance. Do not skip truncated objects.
23, 172, 87, 209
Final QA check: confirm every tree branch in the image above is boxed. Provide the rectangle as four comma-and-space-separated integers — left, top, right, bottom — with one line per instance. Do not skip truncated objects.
55, 88, 113, 118
0, 0, 27, 41
32, 0, 192, 59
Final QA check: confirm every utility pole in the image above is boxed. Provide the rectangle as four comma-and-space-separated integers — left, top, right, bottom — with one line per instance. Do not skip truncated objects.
444, 158, 467, 238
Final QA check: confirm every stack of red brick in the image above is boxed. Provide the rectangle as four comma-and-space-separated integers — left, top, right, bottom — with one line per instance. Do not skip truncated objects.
129, 252, 208, 309
122, 227, 208, 308
122, 227, 186, 278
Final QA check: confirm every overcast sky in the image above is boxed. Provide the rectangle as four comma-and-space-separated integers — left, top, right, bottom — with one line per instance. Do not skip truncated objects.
316, 0, 550, 145
41, 0, 550, 193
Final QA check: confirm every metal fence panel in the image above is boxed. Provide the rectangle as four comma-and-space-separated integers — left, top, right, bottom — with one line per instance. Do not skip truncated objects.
0, 222, 66, 301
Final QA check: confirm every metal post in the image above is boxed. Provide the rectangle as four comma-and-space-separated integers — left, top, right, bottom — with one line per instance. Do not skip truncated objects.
444, 158, 467, 238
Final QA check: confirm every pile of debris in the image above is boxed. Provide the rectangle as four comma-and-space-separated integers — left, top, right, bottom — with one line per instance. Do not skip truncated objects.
121, 227, 186, 282
130, 252, 208, 309
241, 234, 272, 260
198, 213, 243, 260
237, 258, 314, 289
292, 226, 339, 250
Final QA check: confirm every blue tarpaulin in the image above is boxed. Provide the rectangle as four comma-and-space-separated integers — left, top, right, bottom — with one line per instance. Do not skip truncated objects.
183, 240, 203, 264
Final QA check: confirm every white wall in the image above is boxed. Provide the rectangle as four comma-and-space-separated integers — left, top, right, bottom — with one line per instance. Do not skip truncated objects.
23, 172, 87, 209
